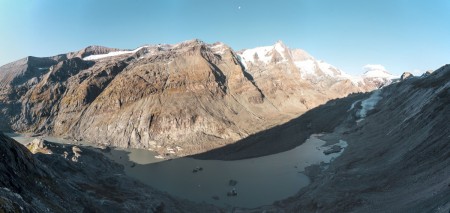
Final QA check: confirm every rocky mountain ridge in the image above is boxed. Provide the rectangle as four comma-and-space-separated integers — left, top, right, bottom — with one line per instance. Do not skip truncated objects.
0, 39, 394, 155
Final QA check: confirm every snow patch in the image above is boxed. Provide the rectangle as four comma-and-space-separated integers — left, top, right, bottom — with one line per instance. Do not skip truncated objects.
348, 100, 361, 112
294, 59, 317, 77
239, 45, 274, 64
294, 59, 361, 84
357, 90, 383, 118
83, 46, 148, 60
338, 139, 348, 149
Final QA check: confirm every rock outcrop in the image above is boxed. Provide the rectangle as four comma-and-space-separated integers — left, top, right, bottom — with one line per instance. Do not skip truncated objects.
25, 138, 53, 154
421, 70, 433, 77
400, 71, 414, 80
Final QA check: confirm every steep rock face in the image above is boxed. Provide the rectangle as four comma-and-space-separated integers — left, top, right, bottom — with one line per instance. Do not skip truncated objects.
70, 41, 272, 152
0, 39, 388, 155
0, 56, 61, 131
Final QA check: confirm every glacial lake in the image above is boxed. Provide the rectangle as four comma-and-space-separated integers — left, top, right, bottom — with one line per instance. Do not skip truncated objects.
7, 132, 347, 208
106, 135, 347, 208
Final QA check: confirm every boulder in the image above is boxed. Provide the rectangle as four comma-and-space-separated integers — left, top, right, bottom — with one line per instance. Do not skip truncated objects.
72, 146, 82, 158
26, 138, 52, 154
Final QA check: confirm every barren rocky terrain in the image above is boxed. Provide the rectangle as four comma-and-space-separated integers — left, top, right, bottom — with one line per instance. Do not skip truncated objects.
210, 64, 449, 212
1, 40, 447, 213
0, 40, 387, 156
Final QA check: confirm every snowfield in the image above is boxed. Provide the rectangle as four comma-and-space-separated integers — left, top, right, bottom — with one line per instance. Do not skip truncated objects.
83, 46, 147, 60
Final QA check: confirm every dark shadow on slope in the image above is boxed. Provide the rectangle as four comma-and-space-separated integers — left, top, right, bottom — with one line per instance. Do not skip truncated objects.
0, 120, 12, 132
0, 132, 220, 212
192, 92, 371, 160
271, 65, 450, 213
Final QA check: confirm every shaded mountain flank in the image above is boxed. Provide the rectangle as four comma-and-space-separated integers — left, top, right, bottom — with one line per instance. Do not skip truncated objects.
0, 132, 220, 212
205, 64, 448, 213
0, 40, 389, 157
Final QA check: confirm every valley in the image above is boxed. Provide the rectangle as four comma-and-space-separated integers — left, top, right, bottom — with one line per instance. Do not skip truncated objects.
0, 39, 448, 212
8, 132, 348, 208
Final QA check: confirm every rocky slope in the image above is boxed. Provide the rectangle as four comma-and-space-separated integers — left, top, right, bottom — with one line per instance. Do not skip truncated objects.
0, 132, 219, 212
281, 65, 450, 213
0, 40, 391, 155
203, 64, 449, 212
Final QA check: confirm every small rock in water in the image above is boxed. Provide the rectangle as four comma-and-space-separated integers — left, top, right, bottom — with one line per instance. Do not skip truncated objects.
192, 166, 203, 173
227, 188, 238, 197
323, 145, 342, 155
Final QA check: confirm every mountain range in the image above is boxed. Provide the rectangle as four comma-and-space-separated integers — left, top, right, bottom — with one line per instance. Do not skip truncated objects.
0, 39, 448, 212
0, 39, 396, 156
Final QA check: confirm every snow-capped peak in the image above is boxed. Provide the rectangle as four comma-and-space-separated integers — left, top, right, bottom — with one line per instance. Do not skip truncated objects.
274, 40, 287, 55
362, 64, 397, 79
238, 40, 289, 64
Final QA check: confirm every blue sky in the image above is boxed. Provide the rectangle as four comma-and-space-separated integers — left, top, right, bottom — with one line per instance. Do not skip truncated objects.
0, 0, 449, 75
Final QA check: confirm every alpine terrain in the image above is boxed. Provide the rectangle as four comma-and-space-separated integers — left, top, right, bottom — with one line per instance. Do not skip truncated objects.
0, 40, 393, 156
1, 40, 448, 213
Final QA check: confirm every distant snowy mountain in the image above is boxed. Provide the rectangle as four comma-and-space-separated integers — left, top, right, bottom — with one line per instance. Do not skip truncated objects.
362, 64, 397, 79
360, 64, 398, 88
291, 50, 360, 84
237, 41, 396, 91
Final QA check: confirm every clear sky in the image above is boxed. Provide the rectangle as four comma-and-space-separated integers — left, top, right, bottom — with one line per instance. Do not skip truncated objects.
0, 0, 449, 75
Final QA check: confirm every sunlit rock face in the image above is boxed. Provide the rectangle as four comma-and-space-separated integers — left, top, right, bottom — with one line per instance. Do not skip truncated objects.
0, 40, 389, 155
